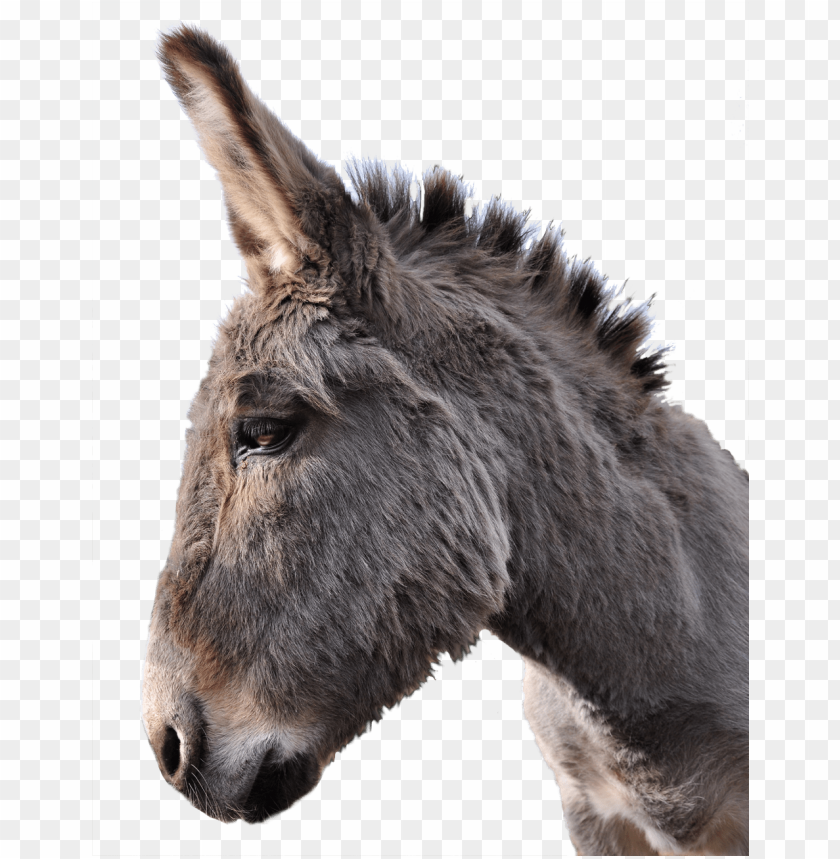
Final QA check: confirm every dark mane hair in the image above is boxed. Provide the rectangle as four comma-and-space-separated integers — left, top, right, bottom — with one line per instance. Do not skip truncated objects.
347, 159, 670, 396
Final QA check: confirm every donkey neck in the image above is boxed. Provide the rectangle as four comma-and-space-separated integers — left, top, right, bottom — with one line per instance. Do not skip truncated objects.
372, 272, 708, 717
489, 396, 704, 716
437, 309, 707, 717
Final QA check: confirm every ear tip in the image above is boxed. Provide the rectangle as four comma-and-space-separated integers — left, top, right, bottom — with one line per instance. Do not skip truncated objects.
157, 23, 238, 87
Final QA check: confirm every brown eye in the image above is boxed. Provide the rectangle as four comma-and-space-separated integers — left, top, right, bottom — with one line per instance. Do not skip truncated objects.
235, 419, 294, 462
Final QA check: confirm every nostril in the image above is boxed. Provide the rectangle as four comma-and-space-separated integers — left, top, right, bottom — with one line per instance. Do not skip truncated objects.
161, 726, 181, 777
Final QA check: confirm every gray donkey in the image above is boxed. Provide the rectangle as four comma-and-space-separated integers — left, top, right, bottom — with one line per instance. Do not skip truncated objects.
143, 25, 747, 856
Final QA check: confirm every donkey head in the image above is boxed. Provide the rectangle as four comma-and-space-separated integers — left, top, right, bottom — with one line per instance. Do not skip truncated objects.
142, 26, 511, 823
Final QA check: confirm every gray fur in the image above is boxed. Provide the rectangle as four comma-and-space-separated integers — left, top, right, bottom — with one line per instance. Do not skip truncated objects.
142, 26, 747, 854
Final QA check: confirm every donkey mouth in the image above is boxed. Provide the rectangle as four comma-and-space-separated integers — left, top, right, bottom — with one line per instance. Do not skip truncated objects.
240, 749, 321, 824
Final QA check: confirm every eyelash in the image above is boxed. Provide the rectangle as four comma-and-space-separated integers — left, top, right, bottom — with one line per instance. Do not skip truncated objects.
243, 419, 283, 439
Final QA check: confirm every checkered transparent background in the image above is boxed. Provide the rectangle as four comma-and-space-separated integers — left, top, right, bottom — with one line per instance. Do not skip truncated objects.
0, 1, 835, 857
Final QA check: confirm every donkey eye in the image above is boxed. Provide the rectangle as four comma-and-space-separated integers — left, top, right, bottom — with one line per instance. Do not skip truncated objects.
235, 419, 294, 461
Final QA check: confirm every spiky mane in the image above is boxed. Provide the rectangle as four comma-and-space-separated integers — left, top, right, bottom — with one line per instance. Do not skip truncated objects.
347, 160, 670, 396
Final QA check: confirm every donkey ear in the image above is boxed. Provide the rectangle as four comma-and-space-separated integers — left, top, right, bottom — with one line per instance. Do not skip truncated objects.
158, 25, 346, 289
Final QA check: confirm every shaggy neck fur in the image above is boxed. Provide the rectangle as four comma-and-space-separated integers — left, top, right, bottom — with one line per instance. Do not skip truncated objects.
345, 162, 745, 725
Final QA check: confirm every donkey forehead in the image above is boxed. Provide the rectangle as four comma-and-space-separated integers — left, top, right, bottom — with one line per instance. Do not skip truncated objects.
197, 294, 336, 397
221, 288, 336, 360
191, 292, 412, 425
187, 368, 311, 423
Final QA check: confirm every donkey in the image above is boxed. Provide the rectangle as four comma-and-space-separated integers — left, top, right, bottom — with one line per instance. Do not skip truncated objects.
142, 25, 748, 856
